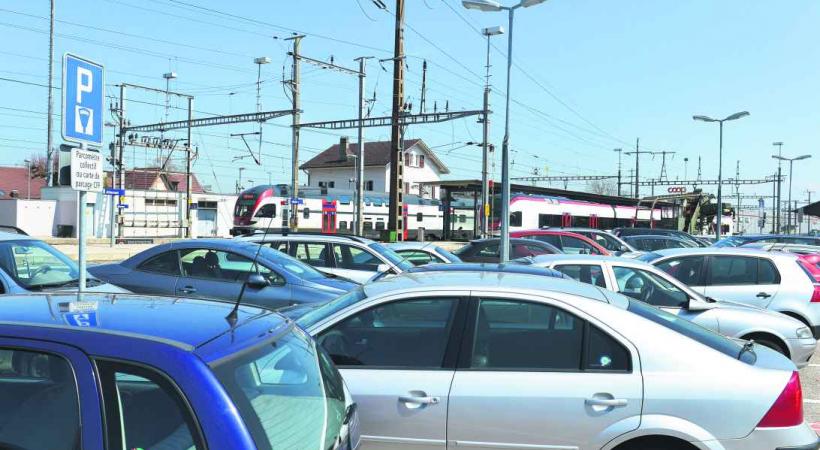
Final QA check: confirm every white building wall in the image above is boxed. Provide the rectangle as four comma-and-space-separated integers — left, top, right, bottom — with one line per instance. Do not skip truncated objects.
0, 199, 57, 237
307, 166, 389, 193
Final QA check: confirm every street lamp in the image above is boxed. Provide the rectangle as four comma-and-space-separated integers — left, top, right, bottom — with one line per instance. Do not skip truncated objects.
463, 0, 549, 261
480, 25, 503, 238
772, 154, 812, 234
692, 111, 749, 240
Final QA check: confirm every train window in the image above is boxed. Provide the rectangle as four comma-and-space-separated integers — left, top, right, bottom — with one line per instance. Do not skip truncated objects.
364, 222, 373, 231
375, 222, 385, 231
255, 204, 276, 219
538, 214, 562, 228
416, 212, 423, 222
339, 221, 348, 230
575, 217, 589, 227
459, 215, 467, 223
303, 208, 310, 219
510, 211, 522, 227
329, 181, 335, 188
365, 181, 374, 191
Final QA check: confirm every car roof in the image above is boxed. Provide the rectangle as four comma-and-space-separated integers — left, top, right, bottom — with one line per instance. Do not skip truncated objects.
408, 262, 567, 278
362, 270, 617, 306
624, 234, 687, 240
0, 231, 35, 241
0, 293, 286, 357
386, 242, 442, 251
238, 233, 375, 245
651, 247, 797, 260
526, 254, 636, 265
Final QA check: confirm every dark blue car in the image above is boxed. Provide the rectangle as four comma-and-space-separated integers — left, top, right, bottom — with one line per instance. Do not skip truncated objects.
0, 293, 360, 450
90, 239, 357, 310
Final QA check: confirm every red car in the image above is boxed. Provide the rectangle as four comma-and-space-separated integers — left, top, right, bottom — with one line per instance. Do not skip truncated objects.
798, 254, 820, 282
510, 230, 610, 256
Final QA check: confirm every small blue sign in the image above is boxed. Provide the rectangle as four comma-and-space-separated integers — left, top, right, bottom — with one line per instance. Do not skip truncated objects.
117, 204, 129, 209
104, 188, 125, 196
64, 312, 98, 328
62, 53, 104, 147
290, 198, 304, 205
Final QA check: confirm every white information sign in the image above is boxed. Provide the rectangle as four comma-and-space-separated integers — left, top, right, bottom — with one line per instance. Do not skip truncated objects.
70, 148, 104, 192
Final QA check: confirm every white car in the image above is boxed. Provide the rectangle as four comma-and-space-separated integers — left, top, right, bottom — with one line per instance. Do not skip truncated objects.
237, 233, 413, 283
296, 270, 818, 450
520, 254, 817, 368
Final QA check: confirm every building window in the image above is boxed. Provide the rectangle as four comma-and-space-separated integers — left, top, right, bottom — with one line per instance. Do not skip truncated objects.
365, 181, 374, 191
329, 181, 335, 188
419, 155, 425, 168
303, 208, 310, 219
404, 182, 409, 194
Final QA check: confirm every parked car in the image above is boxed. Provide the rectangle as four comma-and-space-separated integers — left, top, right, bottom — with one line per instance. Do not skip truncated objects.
642, 248, 820, 338
238, 233, 413, 283
0, 232, 125, 294
452, 238, 560, 263
89, 239, 357, 310
0, 225, 27, 235
543, 227, 638, 255
613, 227, 707, 247
622, 234, 698, 252
519, 254, 817, 367
296, 270, 818, 450
510, 229, 610, 255
714, 234, 820, 248
0, 292, 359, 450
386, 242, 462, 266
741, 241, 820, 256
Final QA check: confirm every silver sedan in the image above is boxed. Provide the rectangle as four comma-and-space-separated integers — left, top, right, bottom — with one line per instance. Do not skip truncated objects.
296, 271, 818, 450
520, 254, 817, 368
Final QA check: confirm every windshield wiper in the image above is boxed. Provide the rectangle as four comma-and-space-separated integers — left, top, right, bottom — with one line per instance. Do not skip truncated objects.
34, 277, 100, 290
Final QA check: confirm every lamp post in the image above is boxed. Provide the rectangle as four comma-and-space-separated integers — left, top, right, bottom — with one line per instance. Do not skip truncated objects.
481, 25, 504, 238
463, 0, 548, 262
772, 154, 812, 234
692, 111, 749, 240
23, 159, 31, 200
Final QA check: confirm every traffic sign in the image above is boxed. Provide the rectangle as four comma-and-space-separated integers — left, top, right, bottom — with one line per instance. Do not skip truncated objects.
64, 312, 99, 328
104, 188, 125, 196
70, 148, 103, 192
290, 198, 304, 205
62, 54, 104, 147
117, 204, 129, 209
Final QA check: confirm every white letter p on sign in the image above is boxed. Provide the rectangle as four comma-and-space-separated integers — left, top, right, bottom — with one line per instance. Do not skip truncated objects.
76, 67, 93, 103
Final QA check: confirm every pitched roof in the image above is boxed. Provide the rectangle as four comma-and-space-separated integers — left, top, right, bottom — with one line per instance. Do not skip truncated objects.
106, 168, 206, 193
0, 167, 46, 199
299, 139, 449, 174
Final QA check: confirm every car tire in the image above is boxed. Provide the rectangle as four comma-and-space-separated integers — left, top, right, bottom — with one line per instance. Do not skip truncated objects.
615, 436, 697, 450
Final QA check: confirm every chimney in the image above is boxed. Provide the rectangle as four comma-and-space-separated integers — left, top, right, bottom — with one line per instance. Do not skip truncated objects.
338, 136, 349, 161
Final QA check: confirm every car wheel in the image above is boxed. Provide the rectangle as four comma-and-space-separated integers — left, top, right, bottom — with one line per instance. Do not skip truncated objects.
748, 336, 788, 357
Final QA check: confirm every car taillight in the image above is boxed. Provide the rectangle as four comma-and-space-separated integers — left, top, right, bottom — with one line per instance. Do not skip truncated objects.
812, 285, 820, 303
757, 371, 803, 428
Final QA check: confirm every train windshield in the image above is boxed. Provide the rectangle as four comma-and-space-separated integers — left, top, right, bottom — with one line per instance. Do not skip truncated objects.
234, 201, 255, 218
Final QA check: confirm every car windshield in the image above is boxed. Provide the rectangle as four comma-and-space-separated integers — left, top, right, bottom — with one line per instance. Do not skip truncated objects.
369, 243, 414, 271
257, 244, 327, 281
626, 299, 755, 365
212, 327, 347, 450
0, 240, 80, 289
298, 288, 367, 329
636, 252, 663, 263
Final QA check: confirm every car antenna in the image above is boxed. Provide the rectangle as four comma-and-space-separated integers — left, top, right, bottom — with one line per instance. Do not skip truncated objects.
226, 212, 278, 328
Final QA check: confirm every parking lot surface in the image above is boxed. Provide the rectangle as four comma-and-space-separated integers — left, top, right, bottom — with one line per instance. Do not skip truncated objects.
801, 348, 820, 431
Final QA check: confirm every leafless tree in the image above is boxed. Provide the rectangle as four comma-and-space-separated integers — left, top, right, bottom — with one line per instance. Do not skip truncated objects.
587, 179, 618, 196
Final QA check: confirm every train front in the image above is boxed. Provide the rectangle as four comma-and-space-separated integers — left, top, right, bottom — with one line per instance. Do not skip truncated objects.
231, 185, 274, 236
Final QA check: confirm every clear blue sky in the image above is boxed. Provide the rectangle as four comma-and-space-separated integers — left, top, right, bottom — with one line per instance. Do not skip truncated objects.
1, 0, 818, 208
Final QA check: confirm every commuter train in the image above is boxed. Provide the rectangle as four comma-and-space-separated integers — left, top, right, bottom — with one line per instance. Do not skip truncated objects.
232, 185, 671, 239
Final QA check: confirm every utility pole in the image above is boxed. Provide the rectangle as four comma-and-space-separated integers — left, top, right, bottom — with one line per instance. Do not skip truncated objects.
116, 84, 126, 238
697, 156, 702, 183
735, 160, 741, 234
254, 56, 271, 164
773, 142, 783, 233
805, 190, 814, 234
387, 0, 406, 242
286, 35, 305, 230
419, 60, 427, 114
653, 150, 676, 183
45, 0, 55, 186
481, 26, 503, 237
771, 170, 778, 234
185, 96, 193, 238
683, 157, 689, 180
354, 56, 371, 237
625, 138, 651, 199
613, 148, 623, 196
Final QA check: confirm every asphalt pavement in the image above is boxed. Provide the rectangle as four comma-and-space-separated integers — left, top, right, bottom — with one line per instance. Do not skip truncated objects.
800, 347, 820, 432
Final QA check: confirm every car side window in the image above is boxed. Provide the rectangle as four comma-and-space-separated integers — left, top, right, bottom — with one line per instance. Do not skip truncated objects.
397, 250, 434, 266
180, 249, 283, 285
554, 264, 607, 288
476, 243, 499, 257
96, 360, 203, 450
267, 241, 289, 254
560, 236, 598, 255
656, 256, 706, 285
137, 251, 180, 275
318, 298, 458, 368
531, 234, 561, 248
0, 348, 80, 450
471, 299, 629, 371
612, 266, 689, 308
332, 244, 381, 271
708, 256, 758, 286
758, 259, 780, 284
293, 243, 329, 267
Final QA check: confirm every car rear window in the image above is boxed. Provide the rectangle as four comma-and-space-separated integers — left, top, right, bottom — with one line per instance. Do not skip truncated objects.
626, 299, 755, 365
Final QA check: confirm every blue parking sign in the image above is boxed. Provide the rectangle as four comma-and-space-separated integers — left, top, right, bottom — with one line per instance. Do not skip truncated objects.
62, 53, 104, 146
64, 312, 98, 328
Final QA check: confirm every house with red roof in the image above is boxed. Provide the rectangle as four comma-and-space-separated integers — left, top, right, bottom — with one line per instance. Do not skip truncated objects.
0, 167, 47, 200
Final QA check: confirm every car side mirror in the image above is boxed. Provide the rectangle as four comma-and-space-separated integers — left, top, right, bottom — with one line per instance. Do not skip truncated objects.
620, 245, 630, 252
246, 273, 270, 289
376, 263, 391, 274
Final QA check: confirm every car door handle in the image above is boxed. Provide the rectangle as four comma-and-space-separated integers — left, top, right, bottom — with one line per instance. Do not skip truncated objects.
756, 292, 772, 299
585, 398, 628, 408
398, 395, 440, 405
177, 286, 197, 294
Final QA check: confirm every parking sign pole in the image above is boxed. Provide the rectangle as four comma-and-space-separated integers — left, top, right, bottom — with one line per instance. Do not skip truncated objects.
110, 193, 115, 247
78, 144, 87, 293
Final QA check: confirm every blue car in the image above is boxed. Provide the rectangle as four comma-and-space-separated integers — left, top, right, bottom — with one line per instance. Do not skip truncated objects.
0, 293, 360, 450
90, 239, 357, 310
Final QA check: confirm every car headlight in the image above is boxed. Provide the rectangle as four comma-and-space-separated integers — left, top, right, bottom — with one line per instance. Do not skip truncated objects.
796, 327, 814, 339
